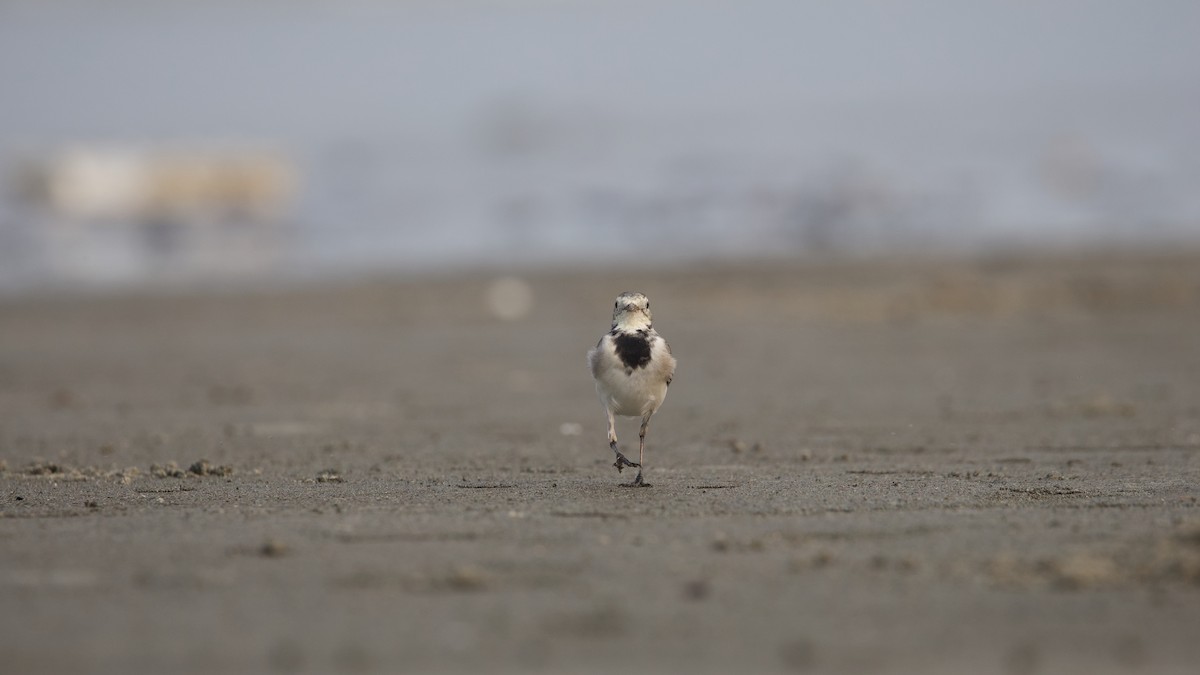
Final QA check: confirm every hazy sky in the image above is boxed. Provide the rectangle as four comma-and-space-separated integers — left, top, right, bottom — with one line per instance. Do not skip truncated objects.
1, 0, 1197, 143
1, 0, 1197, 277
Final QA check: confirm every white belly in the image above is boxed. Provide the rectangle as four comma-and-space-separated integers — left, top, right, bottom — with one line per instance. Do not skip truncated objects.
596, 367, 669, 418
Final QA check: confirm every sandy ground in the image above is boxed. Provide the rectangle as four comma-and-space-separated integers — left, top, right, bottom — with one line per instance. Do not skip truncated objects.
2, 251, 1199, 674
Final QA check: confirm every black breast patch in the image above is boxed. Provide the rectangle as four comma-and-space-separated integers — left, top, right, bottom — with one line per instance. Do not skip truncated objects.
613, 332, 652, 371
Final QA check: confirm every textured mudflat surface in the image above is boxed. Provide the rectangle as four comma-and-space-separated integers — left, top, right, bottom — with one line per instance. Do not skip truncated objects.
2, 252, 1199, 674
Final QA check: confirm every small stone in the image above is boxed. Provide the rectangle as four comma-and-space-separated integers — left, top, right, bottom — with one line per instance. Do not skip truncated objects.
150, 462, 185, 479
444, 565, 488, 591
260, 539, 289, 558
27, 461, 65, 476
188, 460, 233, 477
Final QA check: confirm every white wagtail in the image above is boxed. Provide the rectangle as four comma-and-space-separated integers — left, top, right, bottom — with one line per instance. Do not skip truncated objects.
587, 292, 676, 487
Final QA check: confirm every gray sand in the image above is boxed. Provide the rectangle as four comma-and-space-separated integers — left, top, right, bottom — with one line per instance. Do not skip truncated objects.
2, 252, 1199, 674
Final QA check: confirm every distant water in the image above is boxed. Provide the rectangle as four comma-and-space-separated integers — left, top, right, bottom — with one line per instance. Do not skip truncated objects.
1, 1, 1198, 289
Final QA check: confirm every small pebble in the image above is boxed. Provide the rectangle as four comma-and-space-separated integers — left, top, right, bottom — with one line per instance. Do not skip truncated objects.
260, 539, 289, 558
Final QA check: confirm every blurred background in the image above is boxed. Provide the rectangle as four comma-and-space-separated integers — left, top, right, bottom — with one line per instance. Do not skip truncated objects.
1, 0, 1198, 292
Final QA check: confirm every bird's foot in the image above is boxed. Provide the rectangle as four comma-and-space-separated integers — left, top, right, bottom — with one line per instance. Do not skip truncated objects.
620, 471, 651, 488
612, 452, 641, 473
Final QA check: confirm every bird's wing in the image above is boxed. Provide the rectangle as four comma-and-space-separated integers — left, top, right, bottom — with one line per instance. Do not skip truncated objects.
658, 338, 676, 386
587, 336, 607, 379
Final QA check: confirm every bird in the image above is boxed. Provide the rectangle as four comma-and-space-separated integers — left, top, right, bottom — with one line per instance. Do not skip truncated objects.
587, 291, 676, 487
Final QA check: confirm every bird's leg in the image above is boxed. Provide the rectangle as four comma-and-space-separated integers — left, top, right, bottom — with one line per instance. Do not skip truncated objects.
607, 408, 639, 472
625, 414, 652, 487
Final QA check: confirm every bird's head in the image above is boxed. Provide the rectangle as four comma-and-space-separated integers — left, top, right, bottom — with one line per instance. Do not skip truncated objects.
611, 291, 653, 331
